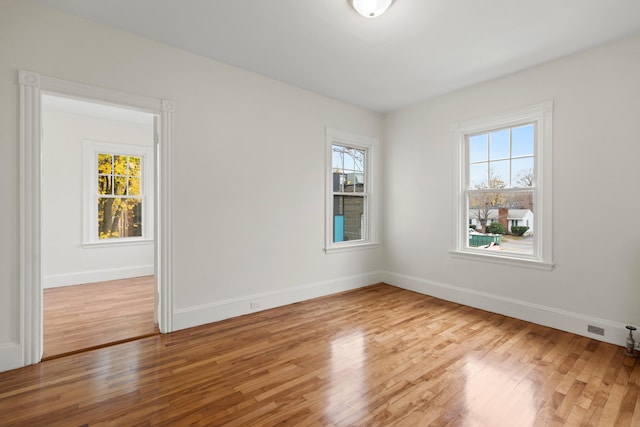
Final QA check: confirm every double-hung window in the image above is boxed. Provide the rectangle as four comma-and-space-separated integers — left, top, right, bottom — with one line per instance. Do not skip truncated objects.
83, 141, 154, 245
452, 102, 553, 269
325, 128, 378, 253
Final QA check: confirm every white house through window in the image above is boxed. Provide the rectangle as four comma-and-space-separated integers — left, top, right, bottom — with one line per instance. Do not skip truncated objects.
467, 123, 535, 254
452, 102, 553, 269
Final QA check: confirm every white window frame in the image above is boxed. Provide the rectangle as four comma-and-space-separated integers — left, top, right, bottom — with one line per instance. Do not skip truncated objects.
83, 140, 154, 246
451, 101, 554, 270
325, 128, 379, 253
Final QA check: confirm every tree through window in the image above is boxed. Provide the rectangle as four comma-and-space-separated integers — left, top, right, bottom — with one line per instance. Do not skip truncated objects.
97, 153, 143, 239
83, 140, 153, 245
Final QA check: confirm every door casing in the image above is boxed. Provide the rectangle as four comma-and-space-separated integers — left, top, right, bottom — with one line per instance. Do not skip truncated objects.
19, 70, 174, 365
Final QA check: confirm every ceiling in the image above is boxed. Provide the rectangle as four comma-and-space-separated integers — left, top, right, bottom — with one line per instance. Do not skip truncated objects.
36, 0, 640, 112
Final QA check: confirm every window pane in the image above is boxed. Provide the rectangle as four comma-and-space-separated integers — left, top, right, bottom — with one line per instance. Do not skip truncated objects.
344, 172, 364, 193
469, 163, 488, 188
333, 145, 365, 171
332, 144, 366, 193
128, 177, 141, 196
489, 160, 509, 187
512, 158, 534, 188
333, 195, 364, 242
113, 155, 127, 175
512, 124, 534, 157
469, 134, 488, 163
332, 147, 343, 170
98, 176, 111, 195
489, 129, 510, 160
467, 190, 533, 255
114, 177, 127, 195
332, 172, 344, 192
128, 156, 141, 177
98, 198, 142, 239
352, 149, 365, 172
98, 154, 112, 174
342, 150, 356, 171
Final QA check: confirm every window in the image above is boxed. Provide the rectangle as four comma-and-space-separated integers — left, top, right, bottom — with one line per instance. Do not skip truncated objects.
451, 102, 553, 269
325, 128, 378, 253
97, 153, 142, 239
83, 141, 154, 245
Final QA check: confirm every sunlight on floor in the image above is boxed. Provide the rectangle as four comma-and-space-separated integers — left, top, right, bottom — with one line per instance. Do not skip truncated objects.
463, 353, 538, 425
327, 330, 368, 423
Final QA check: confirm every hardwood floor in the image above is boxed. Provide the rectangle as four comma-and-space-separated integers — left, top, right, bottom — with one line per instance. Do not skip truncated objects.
3, 284, 639, 426
43, 276, 159, 359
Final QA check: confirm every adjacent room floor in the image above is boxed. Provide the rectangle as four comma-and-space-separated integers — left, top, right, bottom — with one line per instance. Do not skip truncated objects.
43, 275, 159, 359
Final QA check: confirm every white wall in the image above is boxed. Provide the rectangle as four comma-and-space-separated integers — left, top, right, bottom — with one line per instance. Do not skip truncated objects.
383, 33, 640, 345
42, 105, 154, 288
0, 0, 383, 370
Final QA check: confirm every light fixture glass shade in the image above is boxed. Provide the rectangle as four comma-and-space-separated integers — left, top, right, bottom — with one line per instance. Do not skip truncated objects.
352, 0, 394, 18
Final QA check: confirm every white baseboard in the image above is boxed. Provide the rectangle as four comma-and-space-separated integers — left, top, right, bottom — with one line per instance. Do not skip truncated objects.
0, 343, 23, 373
173, 271, 384, 331
382, 271, 629, 348
8, 269, 625, 374
44, 265, 154, 288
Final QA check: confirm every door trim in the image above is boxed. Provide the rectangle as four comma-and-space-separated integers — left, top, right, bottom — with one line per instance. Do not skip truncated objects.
19, 70, 174, 366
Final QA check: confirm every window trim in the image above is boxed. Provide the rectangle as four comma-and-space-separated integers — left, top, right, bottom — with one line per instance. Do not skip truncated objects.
451, 102, 554, 270
325, 128, 379, 254
82, 140, 154, 246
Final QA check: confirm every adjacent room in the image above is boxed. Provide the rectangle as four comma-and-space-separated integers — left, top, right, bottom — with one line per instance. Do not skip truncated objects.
1, 0, 640, 425
41, 95, 158, 358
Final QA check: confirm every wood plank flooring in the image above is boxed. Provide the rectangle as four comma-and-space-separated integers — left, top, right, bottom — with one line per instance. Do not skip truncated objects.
43, 276, 159, 359
3, 284, 639, 426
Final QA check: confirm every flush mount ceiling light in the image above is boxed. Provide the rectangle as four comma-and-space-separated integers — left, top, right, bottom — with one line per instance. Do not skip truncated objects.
351, 0, 394, 18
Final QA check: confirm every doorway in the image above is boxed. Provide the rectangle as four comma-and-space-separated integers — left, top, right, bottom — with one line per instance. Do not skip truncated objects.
18, 70, 174, 366
41, 95, 158, 359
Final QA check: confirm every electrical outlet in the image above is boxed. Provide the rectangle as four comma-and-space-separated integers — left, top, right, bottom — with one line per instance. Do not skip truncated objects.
250, 301, 260, 309
587, 325, 605, 336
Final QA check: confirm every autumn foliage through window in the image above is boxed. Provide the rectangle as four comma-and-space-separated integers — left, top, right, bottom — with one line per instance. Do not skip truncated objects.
97, 153, 143, 239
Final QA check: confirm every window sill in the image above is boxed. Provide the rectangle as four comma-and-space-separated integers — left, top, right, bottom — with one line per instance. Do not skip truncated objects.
325, 241, 380, 254
450, 249, 554, 271
82, 238, 154, 249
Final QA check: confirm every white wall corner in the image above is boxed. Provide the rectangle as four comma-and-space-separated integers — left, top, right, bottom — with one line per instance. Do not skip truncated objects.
173, 271, 385, 331
0, 343, 23, 373
381, 271, 629, 348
